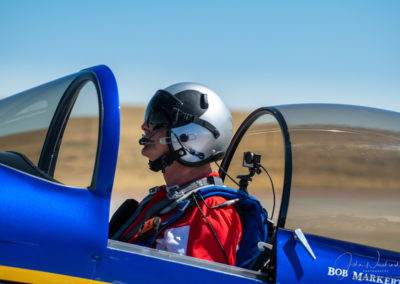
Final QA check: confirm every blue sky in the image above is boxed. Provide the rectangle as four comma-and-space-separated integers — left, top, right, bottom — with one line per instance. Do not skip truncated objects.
0, 1, 399, 111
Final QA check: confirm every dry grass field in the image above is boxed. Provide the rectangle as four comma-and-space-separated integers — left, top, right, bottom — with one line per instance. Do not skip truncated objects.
1, 105, 399, 251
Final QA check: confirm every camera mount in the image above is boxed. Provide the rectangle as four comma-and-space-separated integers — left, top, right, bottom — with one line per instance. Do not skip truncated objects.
237, 152, 262, 193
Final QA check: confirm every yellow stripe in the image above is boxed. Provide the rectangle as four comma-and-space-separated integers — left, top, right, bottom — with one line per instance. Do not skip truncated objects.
0, 265, 110, 284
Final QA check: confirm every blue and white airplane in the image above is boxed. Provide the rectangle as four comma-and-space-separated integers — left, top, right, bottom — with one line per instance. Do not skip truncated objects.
0, 65, 399, 283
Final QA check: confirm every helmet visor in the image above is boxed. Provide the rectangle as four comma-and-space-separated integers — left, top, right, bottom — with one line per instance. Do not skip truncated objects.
144, 90, 183, 130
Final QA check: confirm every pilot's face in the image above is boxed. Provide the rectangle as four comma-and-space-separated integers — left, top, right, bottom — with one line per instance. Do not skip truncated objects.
141, 122, 169, 161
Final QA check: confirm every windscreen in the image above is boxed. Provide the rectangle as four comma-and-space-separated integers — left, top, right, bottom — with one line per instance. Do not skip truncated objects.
276, 104, 400, 252
0, 74, 79, 165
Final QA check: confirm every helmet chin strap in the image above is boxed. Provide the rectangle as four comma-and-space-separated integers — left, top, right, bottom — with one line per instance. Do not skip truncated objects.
148, 149, 186, 173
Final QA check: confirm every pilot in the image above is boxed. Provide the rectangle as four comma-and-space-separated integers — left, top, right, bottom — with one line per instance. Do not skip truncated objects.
111, 83, 242, 265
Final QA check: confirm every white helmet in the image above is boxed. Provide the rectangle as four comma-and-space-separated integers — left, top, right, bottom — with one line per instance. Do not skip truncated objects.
142, 82, 233, 172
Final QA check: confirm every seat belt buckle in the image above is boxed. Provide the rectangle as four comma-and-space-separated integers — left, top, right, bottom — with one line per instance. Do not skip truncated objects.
137, 217, 162, 238
166, 185, 183, 200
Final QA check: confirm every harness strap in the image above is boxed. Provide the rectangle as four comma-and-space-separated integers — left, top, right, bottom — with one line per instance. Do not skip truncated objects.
135, 206, 186, 246
160, 176, 223, 215
119, 176, 223, 242
136, 185, 241, 251
111, 187, 158, 240
121, 197, 174, 242
133, 186, 272, 270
